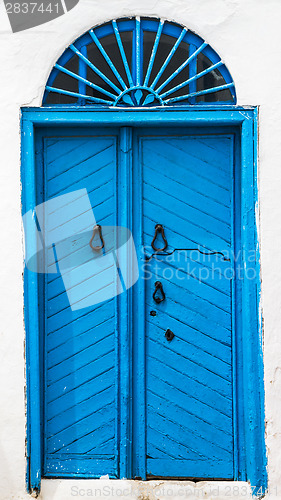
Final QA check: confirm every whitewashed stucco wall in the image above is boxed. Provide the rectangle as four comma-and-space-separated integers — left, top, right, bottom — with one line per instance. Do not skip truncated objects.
0, 0, 280, 499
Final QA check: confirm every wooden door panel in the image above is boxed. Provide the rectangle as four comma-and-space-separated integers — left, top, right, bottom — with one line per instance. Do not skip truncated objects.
140, 132, 234, 479
40, 132, 119, 478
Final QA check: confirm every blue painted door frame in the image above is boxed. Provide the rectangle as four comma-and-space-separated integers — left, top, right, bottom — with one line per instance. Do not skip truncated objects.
21, 106, 267, 496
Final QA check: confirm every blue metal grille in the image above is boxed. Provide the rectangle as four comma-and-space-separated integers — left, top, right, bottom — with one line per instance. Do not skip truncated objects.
43, 17, 236, 106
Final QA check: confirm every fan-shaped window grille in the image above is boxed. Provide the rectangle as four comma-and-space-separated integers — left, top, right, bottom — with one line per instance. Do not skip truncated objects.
44, 17, 236, 107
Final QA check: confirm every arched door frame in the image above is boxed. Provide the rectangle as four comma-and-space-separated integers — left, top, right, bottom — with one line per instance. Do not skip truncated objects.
21, 105, 266, 496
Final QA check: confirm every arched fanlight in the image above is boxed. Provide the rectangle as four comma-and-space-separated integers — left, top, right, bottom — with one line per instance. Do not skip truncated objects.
43, 17, 236, 107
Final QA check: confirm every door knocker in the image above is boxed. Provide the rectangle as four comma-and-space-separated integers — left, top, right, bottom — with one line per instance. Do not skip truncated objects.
153, 281, 166, 304
89, 224, 105, 251
151, 224, 168, 252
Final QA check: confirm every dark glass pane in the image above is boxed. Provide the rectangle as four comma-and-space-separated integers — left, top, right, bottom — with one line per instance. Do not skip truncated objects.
142, 30, 156, 82
45, 91, 77, 104
158, 39, 189, 100
120, 31, 133, 76
86, 31, 132, 101
86, 36, 123, 102
45, 55, 79, 104
147, 33, 189, 99
196, 53, 233, 102
97, 31, 132, 89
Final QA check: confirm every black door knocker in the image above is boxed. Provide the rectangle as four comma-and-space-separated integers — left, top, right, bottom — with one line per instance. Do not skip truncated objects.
153, 281, 165, 304
151, 224, 168, 252
89, 224, 105, 251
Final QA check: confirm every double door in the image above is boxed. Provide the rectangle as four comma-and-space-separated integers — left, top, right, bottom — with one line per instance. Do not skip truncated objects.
36, 125, 236, 479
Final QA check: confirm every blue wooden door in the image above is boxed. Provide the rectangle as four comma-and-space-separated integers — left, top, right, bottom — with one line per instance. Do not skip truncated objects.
37, 128, 121, 477
37, 126, 236, 479
133, 129, 234, 479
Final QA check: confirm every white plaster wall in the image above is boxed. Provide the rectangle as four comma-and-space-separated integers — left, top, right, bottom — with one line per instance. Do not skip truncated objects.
0, 0, 280, 499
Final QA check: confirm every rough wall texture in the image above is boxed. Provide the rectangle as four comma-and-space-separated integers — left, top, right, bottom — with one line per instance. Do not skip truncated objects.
0, 0, 280, 498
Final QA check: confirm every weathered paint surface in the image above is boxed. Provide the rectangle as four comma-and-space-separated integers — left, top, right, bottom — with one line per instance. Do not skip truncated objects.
40, 131, 119, 478
36, 126, 236, 481
140, 131, 234, 478
0, 0, 280, 499
22, 108, 265, 498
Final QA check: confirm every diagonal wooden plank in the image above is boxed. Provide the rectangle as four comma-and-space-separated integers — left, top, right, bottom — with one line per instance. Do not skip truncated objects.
146, 320, 231, 380
143, 198, 231, 250
47, 349, 114, 399
47, 366, 114, 419
47, 141, 113, 179
146, 288, 232, 345
47, 299, 114, 349
143, 168, 231, 226
48, 327, 114, 371
147, 390, 233, 452
47, 184, 113, 232
47, 386, 115, 435
48, 155, 114, 198
146, 270, 232, 330
146, 309, 231, 363
164, 137, 232, 181
142, 143, 231, 206
46, 137, 94, 167
53, 419, 116, 455
147, 425, 204, 460
143, 182, 231, 242
144, 157, 231, 215
147, 337, 232, 397
146, 353, 232, 416
147, 371, 232, 430
47, 405, 115, 453
47, 317, 115, 368
147, 402, 232, 461
47, 334, 115, 386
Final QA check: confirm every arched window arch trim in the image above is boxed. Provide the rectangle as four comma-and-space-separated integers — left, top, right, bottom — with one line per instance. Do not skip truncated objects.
43, 17, 236, 107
